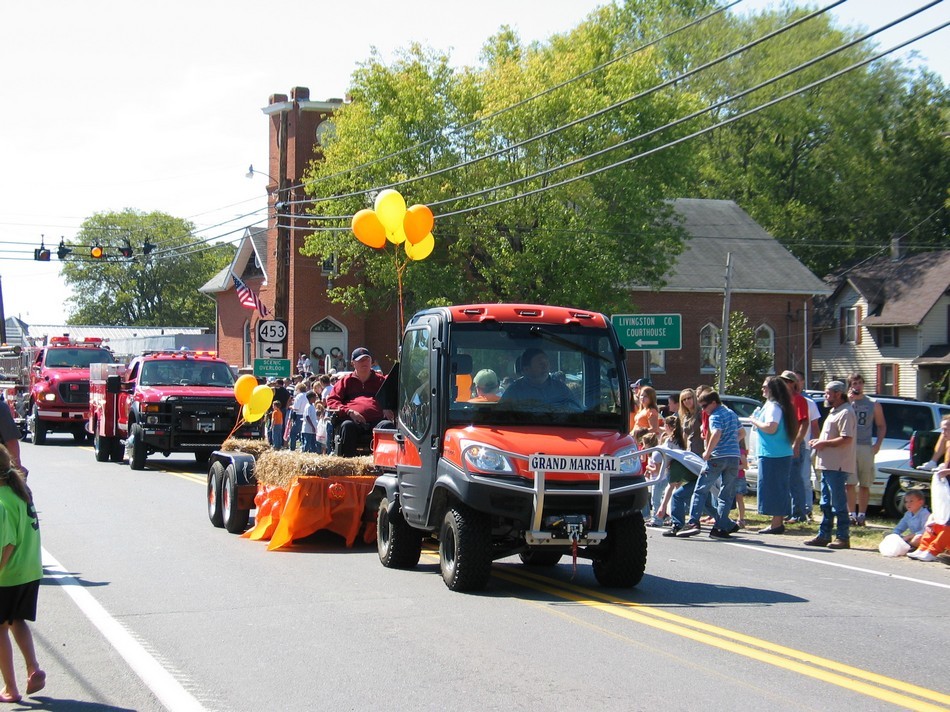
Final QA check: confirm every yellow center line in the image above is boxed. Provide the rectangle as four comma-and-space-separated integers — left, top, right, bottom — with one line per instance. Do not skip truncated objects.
481, 563, 948, 711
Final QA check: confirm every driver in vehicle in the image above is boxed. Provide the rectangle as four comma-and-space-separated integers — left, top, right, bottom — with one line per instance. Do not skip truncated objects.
499, 348, 578, 410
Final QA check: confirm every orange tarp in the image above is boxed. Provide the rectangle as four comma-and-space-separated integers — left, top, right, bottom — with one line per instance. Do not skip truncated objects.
247, 475, 377, 551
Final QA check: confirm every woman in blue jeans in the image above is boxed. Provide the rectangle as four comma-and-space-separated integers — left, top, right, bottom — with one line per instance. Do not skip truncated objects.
750, 377, 798, 534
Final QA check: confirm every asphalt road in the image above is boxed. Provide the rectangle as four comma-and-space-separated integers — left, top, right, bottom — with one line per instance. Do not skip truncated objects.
16, 434, 950, 711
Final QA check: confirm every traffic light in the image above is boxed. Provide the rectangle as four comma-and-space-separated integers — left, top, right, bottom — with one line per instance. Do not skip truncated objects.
142, 238, 155, 256
90, 244, 104, 259
119, 240, 133, 259
57, 239, 72, 260
33, 247, 51, 261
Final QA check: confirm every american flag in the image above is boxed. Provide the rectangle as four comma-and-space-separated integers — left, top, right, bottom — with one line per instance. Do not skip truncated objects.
231, 274, 269, 316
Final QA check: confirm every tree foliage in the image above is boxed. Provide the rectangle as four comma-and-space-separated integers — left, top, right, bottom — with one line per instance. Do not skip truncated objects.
719, 311, 773, 399
62, 209, 233, 327
299, 0, 947, 316
300, 16, 696, 316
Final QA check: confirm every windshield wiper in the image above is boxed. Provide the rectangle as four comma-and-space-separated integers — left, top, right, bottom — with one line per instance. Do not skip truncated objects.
529, 326, 612, 364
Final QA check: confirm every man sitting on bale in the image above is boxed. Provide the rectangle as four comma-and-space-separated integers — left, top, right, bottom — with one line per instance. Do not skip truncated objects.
326, 347, 393, 457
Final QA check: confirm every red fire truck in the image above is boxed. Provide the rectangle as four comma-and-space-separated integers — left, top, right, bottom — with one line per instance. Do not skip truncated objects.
25, 336, 116, 445
88, 350, 263, 468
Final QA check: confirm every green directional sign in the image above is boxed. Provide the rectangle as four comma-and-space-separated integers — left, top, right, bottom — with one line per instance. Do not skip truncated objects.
254, 358, 292, 379
611, 313, 682, 351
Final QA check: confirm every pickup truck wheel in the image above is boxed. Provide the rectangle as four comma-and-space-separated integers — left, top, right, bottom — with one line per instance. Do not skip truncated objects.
592, 513, 647, 588
93, 433, 112, 463
439, 505, 493, 592
129, 423, 147, 470
519, 550, 563, 566
883, 477, 905, 519
377, 497, 422, 569
222, 464, 250, 534
30, 407, 46, 446
195, 450, 212, 467
207, 461, 225, 528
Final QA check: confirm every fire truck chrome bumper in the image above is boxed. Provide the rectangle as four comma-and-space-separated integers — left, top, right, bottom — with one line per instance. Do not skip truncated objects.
37, 410, 85, 419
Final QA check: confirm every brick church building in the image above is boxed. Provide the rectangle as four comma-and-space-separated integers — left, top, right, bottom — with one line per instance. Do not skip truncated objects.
201, 87, 399, 373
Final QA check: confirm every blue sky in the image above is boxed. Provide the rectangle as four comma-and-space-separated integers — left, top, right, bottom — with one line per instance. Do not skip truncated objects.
0, 0, 945, 325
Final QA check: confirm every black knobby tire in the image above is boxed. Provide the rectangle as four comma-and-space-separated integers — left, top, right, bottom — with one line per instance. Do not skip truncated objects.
592, 513, 647, 588
519, 550, 563, 567
30, 406, 46, 446
377, 497, 422, 569
882, 477, 905, 519
72, 427, 87, 443
439, 505, 493, 592
93, 433, 112, 463
129, 423, 147, 470
222, 464, 250, 534
207, 461, 225, 528
195, 450, 212, 467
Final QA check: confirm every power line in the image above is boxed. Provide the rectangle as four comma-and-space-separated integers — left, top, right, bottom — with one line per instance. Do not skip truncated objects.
286, 0, 849, 210
279, 0, 747, 199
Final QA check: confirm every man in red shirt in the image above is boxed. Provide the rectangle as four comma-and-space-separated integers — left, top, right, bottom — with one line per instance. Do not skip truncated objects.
326, 347, 393, 456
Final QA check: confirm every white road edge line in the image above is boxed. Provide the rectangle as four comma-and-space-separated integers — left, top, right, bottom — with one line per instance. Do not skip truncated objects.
726, 542, 950, 590
42, 548, 209, 712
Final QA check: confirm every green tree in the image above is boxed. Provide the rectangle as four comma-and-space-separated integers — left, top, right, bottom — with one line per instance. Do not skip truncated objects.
300, 13, 697, 317
677, 6, 950, 272
62, 209, 233, 327
719, 311, 773, 399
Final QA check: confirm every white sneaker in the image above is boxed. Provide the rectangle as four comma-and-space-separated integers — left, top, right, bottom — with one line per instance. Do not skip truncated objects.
915, 550, 938, 562
907, 549, 925, 560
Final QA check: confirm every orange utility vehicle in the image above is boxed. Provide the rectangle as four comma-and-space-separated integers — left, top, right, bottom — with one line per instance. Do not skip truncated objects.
26, 336, 116, 445
209, 304, 648, 592
89, 350, 262, 468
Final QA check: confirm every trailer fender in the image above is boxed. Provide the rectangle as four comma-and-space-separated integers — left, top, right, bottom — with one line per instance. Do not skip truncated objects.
209, 451, 257, 487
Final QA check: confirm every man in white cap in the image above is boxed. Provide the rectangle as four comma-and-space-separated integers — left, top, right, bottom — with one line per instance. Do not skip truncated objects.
325, 347, 393, 456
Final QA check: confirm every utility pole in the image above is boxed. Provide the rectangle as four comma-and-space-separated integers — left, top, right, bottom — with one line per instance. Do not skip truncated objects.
718, 252, 733, 393
0, 275, 7, 344
275, 110, 290, 321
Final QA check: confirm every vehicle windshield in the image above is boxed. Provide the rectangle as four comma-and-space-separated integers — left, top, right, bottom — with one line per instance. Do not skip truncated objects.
139, 360, 235, 387
44, 348, 115, 368
446, 322, 625, 429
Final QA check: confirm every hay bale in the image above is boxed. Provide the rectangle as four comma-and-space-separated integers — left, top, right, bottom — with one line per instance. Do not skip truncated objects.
221, 438, 272, 458
253, 450, 377, 489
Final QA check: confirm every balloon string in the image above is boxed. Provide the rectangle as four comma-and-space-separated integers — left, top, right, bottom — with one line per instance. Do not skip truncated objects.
227, 414, 246, 441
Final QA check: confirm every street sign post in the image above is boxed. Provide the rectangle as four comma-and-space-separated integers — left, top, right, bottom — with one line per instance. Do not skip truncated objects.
253, 358, 292, 379
611, 313, 682, 351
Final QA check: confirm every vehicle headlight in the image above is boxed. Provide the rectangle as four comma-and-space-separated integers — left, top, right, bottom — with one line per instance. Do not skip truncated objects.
614, 445, 642, 475
42, 393, 57, 402
462, 442, 514, 474
146, 415, 159, 424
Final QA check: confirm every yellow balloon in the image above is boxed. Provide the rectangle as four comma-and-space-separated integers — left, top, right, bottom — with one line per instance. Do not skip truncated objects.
250, 384, 274, 413
242, 403, 266, 423
374, 189, 406, 232
387, 222, 407, 245
234, 374, 257, 405
405, 232, 434, 260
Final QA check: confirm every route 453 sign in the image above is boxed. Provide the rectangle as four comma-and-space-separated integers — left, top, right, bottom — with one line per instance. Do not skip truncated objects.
611, 314, 682, 351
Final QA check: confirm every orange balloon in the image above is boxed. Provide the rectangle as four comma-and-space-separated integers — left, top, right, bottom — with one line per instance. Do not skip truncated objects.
405, 232, 435, 260
234, 374, 257, 405
403, 204, 434, 245
351, 209, 386, 249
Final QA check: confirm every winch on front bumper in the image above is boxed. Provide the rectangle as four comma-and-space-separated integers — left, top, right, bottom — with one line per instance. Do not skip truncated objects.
458, 446, 649, 547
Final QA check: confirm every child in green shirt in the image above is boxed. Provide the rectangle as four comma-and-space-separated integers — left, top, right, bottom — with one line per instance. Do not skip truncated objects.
0, 445, 44, 703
